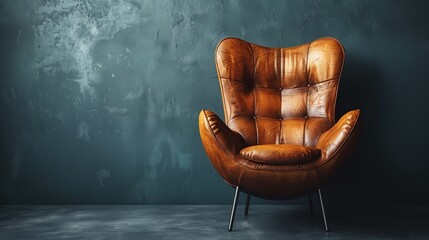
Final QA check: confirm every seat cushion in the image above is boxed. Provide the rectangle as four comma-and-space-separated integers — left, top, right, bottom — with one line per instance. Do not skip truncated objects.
239, 144, 321, 165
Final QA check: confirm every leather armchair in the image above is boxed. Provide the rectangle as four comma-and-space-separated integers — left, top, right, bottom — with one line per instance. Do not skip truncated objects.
199, 37, 360, 231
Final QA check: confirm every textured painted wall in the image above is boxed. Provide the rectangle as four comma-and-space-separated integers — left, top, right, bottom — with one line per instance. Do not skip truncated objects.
1, 0, 428, 204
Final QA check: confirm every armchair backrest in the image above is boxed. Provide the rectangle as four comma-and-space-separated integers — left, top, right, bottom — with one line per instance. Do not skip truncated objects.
215, 37, 344, 147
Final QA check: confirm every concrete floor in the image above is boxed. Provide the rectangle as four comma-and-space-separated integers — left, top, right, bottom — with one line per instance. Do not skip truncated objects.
0, 204, 428, 239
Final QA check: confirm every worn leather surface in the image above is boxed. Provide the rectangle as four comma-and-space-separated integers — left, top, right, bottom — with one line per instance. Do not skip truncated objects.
199, 37, 360, 200
240, 144, 320, 165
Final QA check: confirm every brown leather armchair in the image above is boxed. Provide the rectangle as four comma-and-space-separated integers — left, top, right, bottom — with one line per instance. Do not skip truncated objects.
199, 37, 360, 231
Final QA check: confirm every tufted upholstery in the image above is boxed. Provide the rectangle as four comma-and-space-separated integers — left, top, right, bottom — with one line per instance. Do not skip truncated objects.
216, 37, 343, 147
199, 37, 360, 200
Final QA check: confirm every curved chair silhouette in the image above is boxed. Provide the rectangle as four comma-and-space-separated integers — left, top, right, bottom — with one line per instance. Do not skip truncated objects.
199, 37, 360, 231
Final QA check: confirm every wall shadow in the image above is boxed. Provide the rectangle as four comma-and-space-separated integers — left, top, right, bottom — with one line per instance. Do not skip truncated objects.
328, 53, 383, 206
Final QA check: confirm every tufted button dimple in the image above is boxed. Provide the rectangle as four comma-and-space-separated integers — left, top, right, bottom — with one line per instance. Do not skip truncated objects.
307, 84, 310, 87
253, 116, 257, 119
279, 87, 283, 91
305, 116, 309, 119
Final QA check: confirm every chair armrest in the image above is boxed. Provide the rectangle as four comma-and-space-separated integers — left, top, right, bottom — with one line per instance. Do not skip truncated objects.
316, 109, 360, 160
199, 110, 247, 186
199, 110, 246, 157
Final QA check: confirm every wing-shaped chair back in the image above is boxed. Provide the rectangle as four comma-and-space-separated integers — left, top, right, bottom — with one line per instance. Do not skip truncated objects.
215, 37, 344, 147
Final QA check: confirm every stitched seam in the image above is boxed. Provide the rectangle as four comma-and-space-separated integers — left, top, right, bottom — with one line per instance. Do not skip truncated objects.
241, 116, 280, 121
303, 117, 308, 146
253, 85, 280, 91
229, 115, 256, 121
313, 78, 338, 85
219, 77, 249, 84
250, 43, 259, 145
220, 78, 338, 90
280, 116, 325, 120
279, 117, 283, 144
215, 40, 228, 124
304, 42, 312, 146
279, 48, 283, 144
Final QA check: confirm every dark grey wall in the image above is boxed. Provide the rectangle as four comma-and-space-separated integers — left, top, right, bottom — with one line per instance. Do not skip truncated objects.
1, 0, 428, 204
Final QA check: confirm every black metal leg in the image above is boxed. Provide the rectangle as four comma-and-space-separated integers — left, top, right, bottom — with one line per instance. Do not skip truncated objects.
318, 188, 329, 232
308, 194, 314, 215
244, 193, 251, 216
228, 186, 240, 231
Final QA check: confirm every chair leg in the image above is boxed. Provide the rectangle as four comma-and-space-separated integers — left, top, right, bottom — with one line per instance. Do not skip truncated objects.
244, 193, 251, 216
228, 186, 240, 231
308, 194, 314, 215
318, 188, 329, 232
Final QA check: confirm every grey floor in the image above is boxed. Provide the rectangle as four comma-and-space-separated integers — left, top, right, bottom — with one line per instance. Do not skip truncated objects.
0, 204, 428, 240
